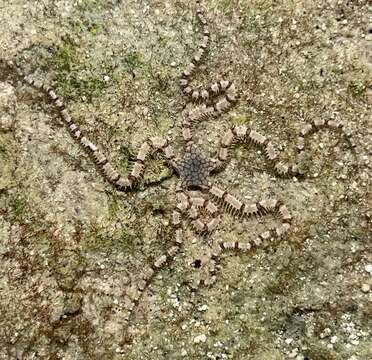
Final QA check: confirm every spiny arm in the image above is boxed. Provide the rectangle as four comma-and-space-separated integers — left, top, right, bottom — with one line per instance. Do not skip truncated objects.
5, 60, 176, 190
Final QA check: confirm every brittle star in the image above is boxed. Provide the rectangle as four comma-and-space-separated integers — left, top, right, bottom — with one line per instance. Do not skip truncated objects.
1, 0, 356, 330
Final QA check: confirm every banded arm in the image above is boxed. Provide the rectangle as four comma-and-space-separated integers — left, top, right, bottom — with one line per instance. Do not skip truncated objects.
120, 191, 184, 325
175, 190, 221, 233
6, 60, 177, 190
208, 184, 292, 251
214, 122, 356, 177
180, 2, 237, 104
181, 83, 238, 143
179, 0, 211, 97
180, 1, 238, 144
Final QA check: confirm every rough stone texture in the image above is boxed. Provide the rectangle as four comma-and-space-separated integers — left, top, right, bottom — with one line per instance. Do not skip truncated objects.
0, 0, 371, 359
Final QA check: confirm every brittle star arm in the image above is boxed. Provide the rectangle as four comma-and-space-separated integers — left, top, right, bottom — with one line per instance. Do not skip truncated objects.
208, 184, 292, 251
5, 60, 178, 190
120, 188, 185, 327
179, 1, 238, 145
176, 191, 221, 233
181, 88, 238, 145
180, 1, 237, 105
212, 122, 356, 177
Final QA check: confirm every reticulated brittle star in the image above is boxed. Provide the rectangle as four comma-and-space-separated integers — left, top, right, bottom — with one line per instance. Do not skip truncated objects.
1, 0, 356, 331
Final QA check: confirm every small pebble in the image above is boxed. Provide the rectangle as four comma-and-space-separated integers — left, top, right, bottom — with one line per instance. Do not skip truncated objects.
361, 283, 370, 293
194, 334, 207, 343
320, 328, 331, 338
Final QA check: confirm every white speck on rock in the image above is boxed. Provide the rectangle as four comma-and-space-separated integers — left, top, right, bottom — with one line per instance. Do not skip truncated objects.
364, 264, 372, 274
330, 336, 338, 344
285, 338, 293, 345
194, 334, 207, 343
361, 283, 370, 293
320, 328, 331, 338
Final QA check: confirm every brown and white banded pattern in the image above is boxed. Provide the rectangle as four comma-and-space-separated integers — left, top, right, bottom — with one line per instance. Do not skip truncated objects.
7, 60, 179, 190
179, 0, 238, 145
214, 123, 356, 176
181, 83, 238, 144
180, 0, 210, 95
208, 184, 292, 251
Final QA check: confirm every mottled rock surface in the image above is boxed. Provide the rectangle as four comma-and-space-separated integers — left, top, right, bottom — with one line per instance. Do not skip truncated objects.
0, 0, 371, 359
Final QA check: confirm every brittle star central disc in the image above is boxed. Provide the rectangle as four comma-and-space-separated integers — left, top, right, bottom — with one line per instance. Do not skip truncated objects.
178, 146, 212, 188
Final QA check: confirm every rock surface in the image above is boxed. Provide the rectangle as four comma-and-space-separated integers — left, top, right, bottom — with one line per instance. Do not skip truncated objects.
0, 0, 371, 359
